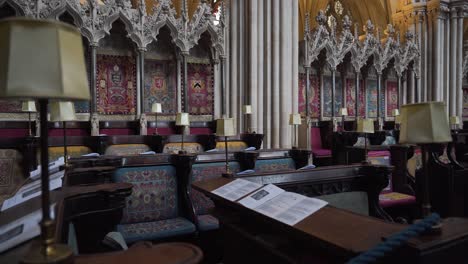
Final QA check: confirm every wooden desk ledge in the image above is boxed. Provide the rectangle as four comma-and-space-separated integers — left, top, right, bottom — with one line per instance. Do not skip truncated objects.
75, 242, 203, 264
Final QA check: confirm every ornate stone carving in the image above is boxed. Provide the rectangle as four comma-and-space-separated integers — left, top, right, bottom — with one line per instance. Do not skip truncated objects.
305, 10, 330, 67
326, 15, 354, 71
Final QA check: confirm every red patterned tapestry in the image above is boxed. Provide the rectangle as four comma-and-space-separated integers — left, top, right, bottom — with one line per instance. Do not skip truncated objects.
0, 100, 21, 112
298, 74, 320, 118
345, 79, 365, 117
144, 60, 177, 114
96, 55, 136, 114
386, 81, 398, 116
185, 63, 214, 115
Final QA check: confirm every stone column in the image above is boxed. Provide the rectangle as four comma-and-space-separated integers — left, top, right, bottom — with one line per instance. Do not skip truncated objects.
444, 11, 451, 114
408, 69, 415, 103
456, 8, 463, 124
280, 0, 293, 148
249, 0, 258, 133
272, 0, 280, 148
355, 72, 360, 119
402, 72, 408, 105
417, 11, 424, 102
89, 44, 98, 113
450, 8, 458, 116
292, 0, 299, 116
137, 49, 145, 115
432, 12, 442, 101
256, 0, 264, 137
264, 0, 272, 148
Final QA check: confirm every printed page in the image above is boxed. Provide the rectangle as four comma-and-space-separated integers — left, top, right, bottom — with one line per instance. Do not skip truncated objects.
238, 184, 285, 209
212, 179, 262, 201
254, 192, 328, 226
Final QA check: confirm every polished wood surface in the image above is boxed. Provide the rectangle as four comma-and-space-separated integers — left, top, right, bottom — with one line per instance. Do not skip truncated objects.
193, 177, 468, 263
74, 242, 203, 264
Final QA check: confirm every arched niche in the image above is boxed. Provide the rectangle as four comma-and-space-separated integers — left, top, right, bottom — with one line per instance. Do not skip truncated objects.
0, 2, 15, 19
342, 53, 365, 118
58, 11, 91, 115
298, 42, 321, 120
96, 19, 137, 115
361, 55, 380, 119
185, 31, 216, 118
321, 59, 343, 119
383, 59, 399, 119
144, 26, 178, 115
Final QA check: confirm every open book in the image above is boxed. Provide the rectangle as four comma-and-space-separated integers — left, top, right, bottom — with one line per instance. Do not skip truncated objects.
212, 179, 327, 226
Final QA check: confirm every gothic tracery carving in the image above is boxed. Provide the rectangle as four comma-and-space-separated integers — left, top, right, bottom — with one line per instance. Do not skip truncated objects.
5, 0, 225, 58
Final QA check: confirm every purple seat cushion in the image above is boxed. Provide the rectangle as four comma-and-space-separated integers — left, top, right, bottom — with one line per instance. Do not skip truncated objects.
312, 148, 332, 157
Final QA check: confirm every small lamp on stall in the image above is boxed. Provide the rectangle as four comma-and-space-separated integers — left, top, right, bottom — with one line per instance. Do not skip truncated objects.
151, 102, 162, 135
0, 18, 90, 263
399, 102, 451, 227
289, 113, 301, 149
217, 117, 236, 177
22, 100, 37, 137
49, 101, 76, 166
356, 118, 375, 164
242, 104, 252, 133
450, 116, 460, 130
392, 109, 400, 130
176, 112, 190, 154
339, 107, 348, 131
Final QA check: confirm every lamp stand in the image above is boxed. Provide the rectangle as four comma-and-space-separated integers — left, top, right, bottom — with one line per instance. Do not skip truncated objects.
341, 115, 346, 132
179, 126, 187, 155
291, 125, 297, 149
28, 111, 32, 137
244, 114, 251, 133
63, 121, 69, 168
154, 113, 158, 135
222, 136, 232, 177
362, 133, 369, 164
22, 99, 73, 264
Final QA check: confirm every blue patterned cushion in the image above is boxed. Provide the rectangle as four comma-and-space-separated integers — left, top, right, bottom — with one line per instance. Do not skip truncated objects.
191, 162, 241, 215
197, 214, 219, 231
255, 158, 296, 172
113, 165, 178, 224
117, 217, 196, 243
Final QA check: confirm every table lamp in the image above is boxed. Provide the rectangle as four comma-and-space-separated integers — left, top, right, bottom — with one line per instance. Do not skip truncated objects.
0, 18, 90, 263
339, 108, 348, 131
22, 100, 37, 137
242, 104, 252, 133
289, 113, 301, 149
176, 112, 190, 154
356, 119, 375, 164
392, 109, 400, 130
49, 101, 76, 167
450, 116, 460, 130
151, 102, 162, 135
217, 117, 236, 176
399, 102, 451, 222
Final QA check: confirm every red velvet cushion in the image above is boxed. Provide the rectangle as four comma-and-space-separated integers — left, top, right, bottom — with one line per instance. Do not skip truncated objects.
49, 128, 88, 137
99, 128, 135, 135
312, 148, 332, 157
0, 129, 29, 138
368, 150, 390, 157
147, 127, 175, 135
310, 127, 322, 150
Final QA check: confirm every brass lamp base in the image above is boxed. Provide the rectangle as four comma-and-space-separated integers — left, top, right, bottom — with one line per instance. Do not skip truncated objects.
21, 242, 73, 264
222, 172, 234, 178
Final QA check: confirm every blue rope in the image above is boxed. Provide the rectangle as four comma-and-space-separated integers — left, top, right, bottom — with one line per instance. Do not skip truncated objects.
347, 213, 440, 264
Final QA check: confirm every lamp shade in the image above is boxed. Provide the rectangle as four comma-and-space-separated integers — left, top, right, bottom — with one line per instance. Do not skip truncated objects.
399, 102, 451, 144
356, 119, 375, 134
0, 18, 90, 100
176, 113, 190, 126
216, 118, 236, 137
392, 109, 400, 116
339, 108, 348, 116
289, 114, 302, 125
22, 101, 36, 112
151, 102, 162, 113
242, 105, 252, 114
49, 101, 76, 122
450, 116, 460, 126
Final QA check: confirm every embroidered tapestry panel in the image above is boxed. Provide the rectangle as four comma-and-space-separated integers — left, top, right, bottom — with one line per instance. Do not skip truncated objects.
298, 74, 320, 118
96, 55, 136, 114
144, 60, 177, 114
185, 63, 214, 115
